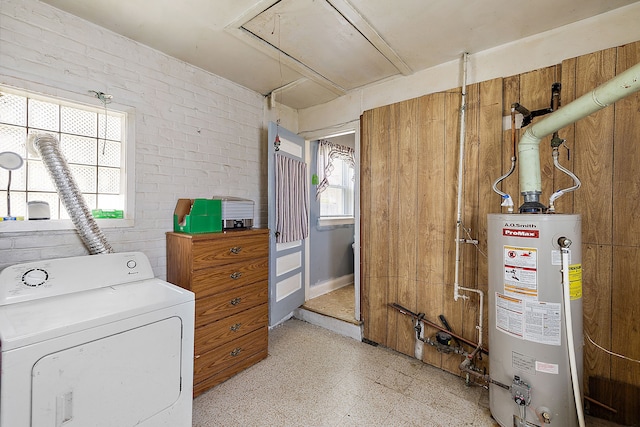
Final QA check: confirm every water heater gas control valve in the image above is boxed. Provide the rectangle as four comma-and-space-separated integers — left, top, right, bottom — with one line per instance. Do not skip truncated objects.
511, 376, 532, 407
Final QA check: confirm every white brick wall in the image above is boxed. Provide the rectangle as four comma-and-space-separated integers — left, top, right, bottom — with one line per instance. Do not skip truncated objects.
0, 0, 268, 277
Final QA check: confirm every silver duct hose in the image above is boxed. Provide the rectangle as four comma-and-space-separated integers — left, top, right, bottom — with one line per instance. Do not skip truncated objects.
30, 134, 114, 254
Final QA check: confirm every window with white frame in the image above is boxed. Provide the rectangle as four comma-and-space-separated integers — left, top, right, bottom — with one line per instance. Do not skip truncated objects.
0, 87, 127, 223
319, 156, 354, 217
316, 140, 355, 219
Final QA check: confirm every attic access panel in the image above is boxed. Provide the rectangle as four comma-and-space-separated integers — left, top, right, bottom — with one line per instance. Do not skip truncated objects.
242, 0, 399, 91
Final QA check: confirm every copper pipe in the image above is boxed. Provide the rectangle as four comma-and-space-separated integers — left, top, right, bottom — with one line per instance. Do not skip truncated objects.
389, 303, 489, 355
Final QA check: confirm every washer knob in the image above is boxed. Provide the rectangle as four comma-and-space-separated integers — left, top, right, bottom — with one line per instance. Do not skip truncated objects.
22, 268, 48, 287
126, 260, 137, 269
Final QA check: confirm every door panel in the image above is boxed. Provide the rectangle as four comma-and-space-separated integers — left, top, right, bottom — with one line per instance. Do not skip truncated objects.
268, 122, 307, 326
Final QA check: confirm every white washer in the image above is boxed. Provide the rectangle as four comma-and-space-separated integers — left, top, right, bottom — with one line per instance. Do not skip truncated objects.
0, 252, 195, 427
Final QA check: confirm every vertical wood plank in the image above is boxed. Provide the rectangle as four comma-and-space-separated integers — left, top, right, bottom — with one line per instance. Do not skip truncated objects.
611, 246, 640, 387
574, 49, 616, 244
416, 92, 446, 368
396, 98, 419, 356
582, 244, 612, 396
442, 88, 464, 373
554, 57, 577, 214
360, 111, 372, 338
502, 75, 521, 210
478, 78, 504, 358
386, 102, 401, 349
613, 41, 640, 246
366, 105, 391, 344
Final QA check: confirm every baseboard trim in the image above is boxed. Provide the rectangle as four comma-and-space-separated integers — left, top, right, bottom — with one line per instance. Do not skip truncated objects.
308, 274, 354, 299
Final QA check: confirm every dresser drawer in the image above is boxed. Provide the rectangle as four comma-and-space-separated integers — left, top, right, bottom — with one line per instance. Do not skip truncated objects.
191, 256, 268, 298
194, 303, 268, 355
195, 280, 268, 328
192, 233, 269, 270
193, 326, 268, 385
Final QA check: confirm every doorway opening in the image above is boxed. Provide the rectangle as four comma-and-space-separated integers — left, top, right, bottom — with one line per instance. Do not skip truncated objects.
301, 130, 361, 327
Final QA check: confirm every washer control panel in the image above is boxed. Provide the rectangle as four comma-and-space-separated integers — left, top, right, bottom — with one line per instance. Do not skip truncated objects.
0, 252, 155, 306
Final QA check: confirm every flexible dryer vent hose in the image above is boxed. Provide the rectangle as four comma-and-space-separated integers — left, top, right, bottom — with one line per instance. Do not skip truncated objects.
30, 134, 114, 255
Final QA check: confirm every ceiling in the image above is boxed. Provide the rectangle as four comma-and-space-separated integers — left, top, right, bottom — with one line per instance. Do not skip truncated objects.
40, 0, 640, 110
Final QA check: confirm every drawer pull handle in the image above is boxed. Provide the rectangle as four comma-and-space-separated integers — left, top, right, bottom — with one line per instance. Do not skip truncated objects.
194, 354, 201, 359
230, 348, 242, 357
230, 272, 242, 280
230, 246, 242, 254
230, 323, 242, 332
230, 297, 242, 306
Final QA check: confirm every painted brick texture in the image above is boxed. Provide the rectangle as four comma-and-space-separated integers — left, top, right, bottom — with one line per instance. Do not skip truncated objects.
0, 0, 267, 276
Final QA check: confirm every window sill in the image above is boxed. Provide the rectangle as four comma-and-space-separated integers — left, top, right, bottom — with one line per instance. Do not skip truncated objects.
0, 219, 134, 233
318, 217, 355, 227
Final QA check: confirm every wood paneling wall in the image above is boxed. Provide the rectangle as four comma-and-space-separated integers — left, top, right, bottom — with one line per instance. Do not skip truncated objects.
360, 41, 640, 404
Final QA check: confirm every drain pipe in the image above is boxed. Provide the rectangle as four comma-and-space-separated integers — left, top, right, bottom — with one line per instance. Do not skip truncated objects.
30, 134, 114, 255
518, 60, 640, 212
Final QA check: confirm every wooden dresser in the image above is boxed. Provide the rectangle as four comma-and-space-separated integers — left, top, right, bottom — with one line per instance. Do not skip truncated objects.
166, 228, 269, 396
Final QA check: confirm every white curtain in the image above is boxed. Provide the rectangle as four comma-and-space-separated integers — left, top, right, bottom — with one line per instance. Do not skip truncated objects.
315, 140, 355, 200
275, 153, 309, 243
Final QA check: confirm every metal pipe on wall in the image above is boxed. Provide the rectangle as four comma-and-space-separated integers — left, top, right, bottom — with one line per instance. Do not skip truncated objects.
452, 52, 486, 350
518, 61, 640, 207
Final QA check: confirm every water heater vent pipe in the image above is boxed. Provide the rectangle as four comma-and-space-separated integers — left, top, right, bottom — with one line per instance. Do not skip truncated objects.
519, 61, 640, 205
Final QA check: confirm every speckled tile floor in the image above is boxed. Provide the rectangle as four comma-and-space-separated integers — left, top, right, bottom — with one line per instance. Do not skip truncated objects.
193, 319, 626, 427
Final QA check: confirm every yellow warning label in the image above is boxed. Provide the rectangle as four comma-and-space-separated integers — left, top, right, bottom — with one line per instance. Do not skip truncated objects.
569, 264, 582, 300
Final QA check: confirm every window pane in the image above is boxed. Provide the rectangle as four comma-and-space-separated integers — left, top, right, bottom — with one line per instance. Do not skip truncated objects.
99, 113, 122, 141
98, 167, 120, 194
320, 187, 344, 216
27, 161, 56, 192
98, 140, 121, 167
69, 164, 97, 193
0, 92, 27, 126
0, 124, 28, 157
60, 134, 97, 165
28, 99, 59, 132
61, 106, 97, 137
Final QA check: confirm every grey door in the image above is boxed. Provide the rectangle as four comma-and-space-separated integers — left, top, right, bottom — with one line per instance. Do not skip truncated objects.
267, 121, 307, 326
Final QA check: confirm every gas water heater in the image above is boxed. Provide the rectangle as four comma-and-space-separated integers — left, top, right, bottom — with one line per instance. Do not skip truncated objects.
488, 214, 582, 426
484, 59, 640, 427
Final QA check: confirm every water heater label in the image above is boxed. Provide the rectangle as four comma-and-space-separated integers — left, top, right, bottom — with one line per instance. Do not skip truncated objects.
569, 264, 583, 300
503, 228, 539, 238
496, 293, 562, 346
496, 293, 524, 338
523, 300, 561, 346
503, 246, 538, 300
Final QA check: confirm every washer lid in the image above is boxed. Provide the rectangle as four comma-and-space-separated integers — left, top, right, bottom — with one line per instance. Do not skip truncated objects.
0, 278, 194, 351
